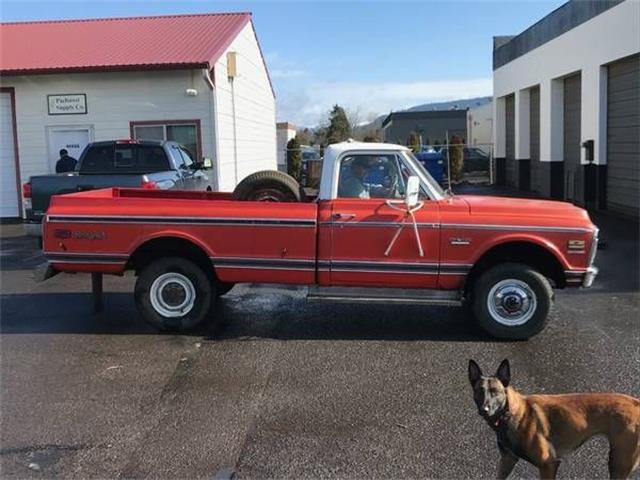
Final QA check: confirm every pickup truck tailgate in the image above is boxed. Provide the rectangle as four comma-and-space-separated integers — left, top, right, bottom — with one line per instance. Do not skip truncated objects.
31, 173, 147, 213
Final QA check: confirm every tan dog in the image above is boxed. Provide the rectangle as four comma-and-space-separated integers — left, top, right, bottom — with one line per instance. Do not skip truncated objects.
468, 359, 640, 479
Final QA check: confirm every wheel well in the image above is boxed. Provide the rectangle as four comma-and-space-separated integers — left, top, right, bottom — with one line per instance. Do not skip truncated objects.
127, 237, 215, 279
465, 241, 565, 293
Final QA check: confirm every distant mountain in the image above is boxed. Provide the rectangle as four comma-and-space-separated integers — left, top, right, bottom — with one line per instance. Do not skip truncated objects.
406, 96, 492, 112
298, 96, 493, 141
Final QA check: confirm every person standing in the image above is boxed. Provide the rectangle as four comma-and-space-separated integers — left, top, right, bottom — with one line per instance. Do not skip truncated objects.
55, 149, 77, 173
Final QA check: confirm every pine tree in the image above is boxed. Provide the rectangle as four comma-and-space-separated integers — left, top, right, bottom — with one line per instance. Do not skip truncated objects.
286, 136, 302, 181
326, 105, 351, 144
407, 131, 421, 152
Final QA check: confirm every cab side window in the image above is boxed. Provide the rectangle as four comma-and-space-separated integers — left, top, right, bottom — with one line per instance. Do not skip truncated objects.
338, 154, 403, 199
178, 147, 194, 169
169, 146, 186, 169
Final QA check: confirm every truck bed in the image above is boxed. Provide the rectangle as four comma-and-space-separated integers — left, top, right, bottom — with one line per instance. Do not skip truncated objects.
43, 188, 320, 285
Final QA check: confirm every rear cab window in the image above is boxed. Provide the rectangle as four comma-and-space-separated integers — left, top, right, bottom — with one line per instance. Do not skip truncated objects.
79, 143, 169, 173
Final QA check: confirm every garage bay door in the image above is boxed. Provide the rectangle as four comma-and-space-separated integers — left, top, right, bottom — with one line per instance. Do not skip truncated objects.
505, 94, 516, 187
564, 73, 582, 205
0, 91, 20, 218
607, 54, 640, 217
530, 86, 541, 194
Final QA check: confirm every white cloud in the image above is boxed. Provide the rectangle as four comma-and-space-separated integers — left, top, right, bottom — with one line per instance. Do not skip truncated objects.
276, 77, 492, 127
270, 69, 309, 79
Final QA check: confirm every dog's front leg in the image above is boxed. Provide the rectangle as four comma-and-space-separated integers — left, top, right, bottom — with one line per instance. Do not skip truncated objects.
538, 460, 560, 479
497, 452, 519, 479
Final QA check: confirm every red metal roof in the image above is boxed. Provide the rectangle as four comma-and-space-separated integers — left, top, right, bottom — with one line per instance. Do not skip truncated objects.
0, 13, 252, 74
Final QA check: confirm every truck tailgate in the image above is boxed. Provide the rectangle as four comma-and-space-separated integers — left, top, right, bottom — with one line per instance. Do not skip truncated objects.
31, 174, 146, 213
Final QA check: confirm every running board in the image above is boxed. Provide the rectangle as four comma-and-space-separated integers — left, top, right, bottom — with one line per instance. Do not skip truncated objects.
307, 286, 462, 306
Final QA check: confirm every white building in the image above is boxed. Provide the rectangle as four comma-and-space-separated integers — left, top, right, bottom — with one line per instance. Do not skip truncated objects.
0, 12, 276, 218
467, 102, 493, 149
276, 122, 296, 172
493, 0, 639, 217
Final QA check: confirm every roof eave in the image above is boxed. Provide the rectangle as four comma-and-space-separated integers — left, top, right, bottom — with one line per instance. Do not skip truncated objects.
0, 62, 210, 76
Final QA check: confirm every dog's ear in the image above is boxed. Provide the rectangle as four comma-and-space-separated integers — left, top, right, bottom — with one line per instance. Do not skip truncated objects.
468, 359, 483, 386
496, 359, 511, 388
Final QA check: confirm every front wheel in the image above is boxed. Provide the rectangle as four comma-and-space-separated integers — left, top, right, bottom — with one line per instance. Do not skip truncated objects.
134, 257, 216, 332
471, 263, 552, 340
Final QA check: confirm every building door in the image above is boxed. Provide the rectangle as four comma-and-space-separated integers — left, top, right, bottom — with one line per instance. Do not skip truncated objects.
504, 94, 516, 187
563, 73, 582, 204
47, 127, 92, 172
607, 53, 639, 217
529, 86, 541, 194
0, 91, 20, 218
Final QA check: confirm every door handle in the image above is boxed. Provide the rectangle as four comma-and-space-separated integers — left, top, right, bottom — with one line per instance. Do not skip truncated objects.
333, 213, 356, 220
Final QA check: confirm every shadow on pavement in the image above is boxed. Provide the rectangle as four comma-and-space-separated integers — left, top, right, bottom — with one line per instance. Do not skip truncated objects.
209, 291, 497, 342
0, 291, 495, 342
0, 233, 43, 271
0, 292, 153, 335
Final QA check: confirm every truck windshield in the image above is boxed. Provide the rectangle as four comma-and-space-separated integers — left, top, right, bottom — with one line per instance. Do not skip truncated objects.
401, 151, 446, 199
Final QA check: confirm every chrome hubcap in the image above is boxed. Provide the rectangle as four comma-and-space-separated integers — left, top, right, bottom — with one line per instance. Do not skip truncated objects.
487, 279, 537, 326
149, 272, 196, 318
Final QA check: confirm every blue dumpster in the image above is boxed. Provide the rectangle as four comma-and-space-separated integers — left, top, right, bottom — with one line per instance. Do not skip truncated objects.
415, 150, 445, 185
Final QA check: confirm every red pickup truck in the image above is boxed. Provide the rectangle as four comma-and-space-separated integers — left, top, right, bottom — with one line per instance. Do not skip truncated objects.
40, 141, 599, 339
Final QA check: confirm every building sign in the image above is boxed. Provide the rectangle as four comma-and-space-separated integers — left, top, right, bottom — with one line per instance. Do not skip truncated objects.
47, 94, 87, 115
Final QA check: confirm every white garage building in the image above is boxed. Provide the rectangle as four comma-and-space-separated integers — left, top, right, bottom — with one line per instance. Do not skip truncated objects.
493, 0, 639, 217
0, 12, 276, 218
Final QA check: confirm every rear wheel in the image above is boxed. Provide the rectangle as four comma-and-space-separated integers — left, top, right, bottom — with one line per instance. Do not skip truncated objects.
471, 262, 552, 340
134, 257, 216, 332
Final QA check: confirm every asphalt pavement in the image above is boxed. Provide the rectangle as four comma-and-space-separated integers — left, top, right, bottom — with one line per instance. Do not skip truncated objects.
0, 204, 638, 479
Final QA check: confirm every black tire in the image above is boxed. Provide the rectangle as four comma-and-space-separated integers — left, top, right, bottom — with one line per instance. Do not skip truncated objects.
471, 262, 552, 340
232, 170, 301, 202
217, 282, 235, 296
134, 257, 216, 332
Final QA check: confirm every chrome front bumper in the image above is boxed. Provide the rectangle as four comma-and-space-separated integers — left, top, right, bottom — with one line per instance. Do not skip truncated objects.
582, 266, 599, 288
565, 265, 599, 288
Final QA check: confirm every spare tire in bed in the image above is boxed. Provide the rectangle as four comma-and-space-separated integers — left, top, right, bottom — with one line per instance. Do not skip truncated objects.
232, 170, 302, 202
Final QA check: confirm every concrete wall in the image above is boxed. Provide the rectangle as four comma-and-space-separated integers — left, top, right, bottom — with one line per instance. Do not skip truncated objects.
467, 102, 493, 147
493, 0, 640, 201
494, 0, 639, 167
214, 22, 277, 191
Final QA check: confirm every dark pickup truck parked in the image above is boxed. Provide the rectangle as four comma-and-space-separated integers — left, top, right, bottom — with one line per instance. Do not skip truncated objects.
23, 140, 212, 236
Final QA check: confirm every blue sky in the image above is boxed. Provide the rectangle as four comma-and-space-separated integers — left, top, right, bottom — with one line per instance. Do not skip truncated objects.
2, 0, 566, 126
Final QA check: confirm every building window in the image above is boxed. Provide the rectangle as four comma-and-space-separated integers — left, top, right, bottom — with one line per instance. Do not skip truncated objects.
131, 120, 201, 160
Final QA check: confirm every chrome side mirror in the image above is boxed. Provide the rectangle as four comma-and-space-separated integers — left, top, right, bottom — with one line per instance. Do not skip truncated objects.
405, 175, 420, 208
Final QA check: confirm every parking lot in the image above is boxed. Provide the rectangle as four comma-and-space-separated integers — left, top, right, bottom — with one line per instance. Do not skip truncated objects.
1, 206, 638, 479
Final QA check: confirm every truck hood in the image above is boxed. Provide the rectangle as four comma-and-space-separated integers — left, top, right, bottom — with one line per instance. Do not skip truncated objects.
458, 195, 592, 223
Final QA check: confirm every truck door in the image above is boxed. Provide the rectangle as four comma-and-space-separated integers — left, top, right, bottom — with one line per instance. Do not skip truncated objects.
328, 153, 440, 288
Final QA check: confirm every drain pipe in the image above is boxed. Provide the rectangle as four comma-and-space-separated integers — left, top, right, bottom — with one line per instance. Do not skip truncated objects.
230, 77, 238, 185
202, 69, 221, 190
